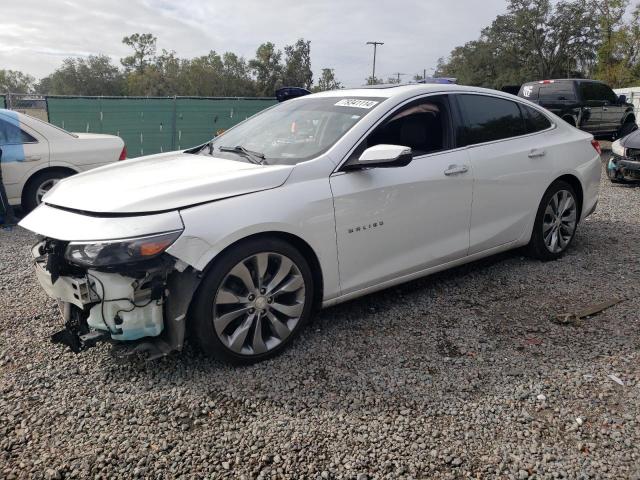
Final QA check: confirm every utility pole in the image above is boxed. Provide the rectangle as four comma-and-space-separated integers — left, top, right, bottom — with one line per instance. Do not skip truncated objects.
392, 72, 406, 83
366, 41, 384, 84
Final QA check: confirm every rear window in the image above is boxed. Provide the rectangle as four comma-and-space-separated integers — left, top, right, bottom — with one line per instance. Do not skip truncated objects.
456, 94, 527, 146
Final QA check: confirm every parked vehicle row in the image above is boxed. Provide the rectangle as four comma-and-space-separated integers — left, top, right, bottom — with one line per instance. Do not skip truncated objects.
19, 84, 601, 364
517, 78, 637, 140
0, 108, 126, 212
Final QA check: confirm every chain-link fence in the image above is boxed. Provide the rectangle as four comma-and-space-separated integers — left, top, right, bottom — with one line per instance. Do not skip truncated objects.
3, 93, 48, 121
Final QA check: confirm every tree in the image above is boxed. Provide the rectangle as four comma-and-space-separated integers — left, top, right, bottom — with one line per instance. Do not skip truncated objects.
0, 69, 35, 93
313, 68, 342, 91
45, 55, 124, 95
591, 0, 640, 87
249, 42, 283, 96
121, 33, 157, 73
365, 76, 383, 85
437, 0, 599, 88
282, 39, 313, 88
221, 53, 257, 96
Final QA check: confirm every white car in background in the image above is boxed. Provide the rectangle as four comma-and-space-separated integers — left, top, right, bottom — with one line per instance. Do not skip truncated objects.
19, 84, 601, 364
0, 109, 126, 211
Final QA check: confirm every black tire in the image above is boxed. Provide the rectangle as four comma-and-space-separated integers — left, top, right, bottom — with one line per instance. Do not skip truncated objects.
22, 169, 72, 213
191, 237, 315, 365
526, 180, 579, 261
619, 120, 638, 138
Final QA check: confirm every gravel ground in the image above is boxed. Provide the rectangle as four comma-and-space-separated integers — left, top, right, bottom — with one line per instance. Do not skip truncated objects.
1, 160, 639, 479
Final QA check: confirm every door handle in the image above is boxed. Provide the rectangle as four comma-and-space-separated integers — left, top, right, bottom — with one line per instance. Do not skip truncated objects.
528, 149, 546, 158
444, 164, 469, 176
24, 155, 41, 161
602, 107, 608, 111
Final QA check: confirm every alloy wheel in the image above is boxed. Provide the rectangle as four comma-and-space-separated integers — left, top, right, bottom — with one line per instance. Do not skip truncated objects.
212, 252, 306, 356
36, 179, 61, 204
542, 189, 577, 253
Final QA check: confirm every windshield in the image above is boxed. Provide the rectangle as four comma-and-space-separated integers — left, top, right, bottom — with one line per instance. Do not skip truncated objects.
203, 96, 384, 165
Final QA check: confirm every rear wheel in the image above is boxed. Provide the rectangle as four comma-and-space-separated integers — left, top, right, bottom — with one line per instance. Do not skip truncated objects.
526, 181, 579, 260
191, 237, 314, 364
22, 169, 72, 212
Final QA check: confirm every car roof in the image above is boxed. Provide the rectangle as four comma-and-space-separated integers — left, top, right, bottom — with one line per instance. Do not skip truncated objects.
521, 78, 604, 85
310, 83, 511, 100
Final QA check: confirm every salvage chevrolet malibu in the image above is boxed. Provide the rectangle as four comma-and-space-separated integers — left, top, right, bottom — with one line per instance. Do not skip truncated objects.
19, 84, 601, 364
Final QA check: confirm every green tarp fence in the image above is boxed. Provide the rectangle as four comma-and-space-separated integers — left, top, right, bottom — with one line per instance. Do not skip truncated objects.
46, 96, 277, 158
0, 95, 5, 109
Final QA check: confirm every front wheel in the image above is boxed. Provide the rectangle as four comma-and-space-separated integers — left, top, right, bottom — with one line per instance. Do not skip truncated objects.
526, 181, 579, 260
619, 120, 638, 138
191, 237, 314, 364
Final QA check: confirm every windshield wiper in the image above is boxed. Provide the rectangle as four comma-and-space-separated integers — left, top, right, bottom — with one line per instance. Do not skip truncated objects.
219, 145, 267, 165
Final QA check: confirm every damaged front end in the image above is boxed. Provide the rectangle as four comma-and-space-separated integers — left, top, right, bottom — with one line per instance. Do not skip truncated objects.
32, 233, 201, 360
608, 132, 640, 182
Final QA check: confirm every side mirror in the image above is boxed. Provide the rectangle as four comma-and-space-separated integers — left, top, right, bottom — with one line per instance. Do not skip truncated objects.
347, 144, 413, 170
618, 94, 627, 104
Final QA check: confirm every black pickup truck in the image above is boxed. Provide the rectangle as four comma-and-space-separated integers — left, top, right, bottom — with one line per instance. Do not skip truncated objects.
517, 79, 637, 139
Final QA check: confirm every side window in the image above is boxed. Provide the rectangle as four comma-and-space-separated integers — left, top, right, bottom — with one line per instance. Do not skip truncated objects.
0, 118, 36, 145
355, 95, 449, 158
519, 84, 539, 100
520, 104, 552, 133
598, 84, 618, 104
580, 82, 608, 102
539, 84, 576, 102
456, 94, 527, 146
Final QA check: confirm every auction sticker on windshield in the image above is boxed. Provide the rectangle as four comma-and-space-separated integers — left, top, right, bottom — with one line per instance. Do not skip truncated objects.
334, 99, 379, 109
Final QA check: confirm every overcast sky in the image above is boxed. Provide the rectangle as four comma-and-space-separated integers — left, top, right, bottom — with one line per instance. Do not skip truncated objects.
0, 0, 509, 87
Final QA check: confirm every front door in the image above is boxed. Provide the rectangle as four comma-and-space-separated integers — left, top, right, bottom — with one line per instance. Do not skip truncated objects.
330, 95, 473, 295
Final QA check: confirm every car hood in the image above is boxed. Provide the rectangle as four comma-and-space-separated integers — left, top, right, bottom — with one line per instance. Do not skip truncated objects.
43, 151, 295, 214
621, 128, 640, 148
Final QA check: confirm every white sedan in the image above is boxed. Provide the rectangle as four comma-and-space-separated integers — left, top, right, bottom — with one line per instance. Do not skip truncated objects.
20, 84, 601, 364
0, 109, 125, 211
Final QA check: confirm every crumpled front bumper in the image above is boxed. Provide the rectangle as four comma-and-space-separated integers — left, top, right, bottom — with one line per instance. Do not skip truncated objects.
30, 238, 201, 358
608, 154, 640, 181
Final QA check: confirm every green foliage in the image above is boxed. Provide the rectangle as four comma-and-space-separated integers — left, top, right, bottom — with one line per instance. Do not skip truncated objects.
0, 69, 35, 93
282, 39, 313, 89
249, 42, 284, 96
121, 33, 157, 73
43, 55, 125, 96
438, 0, 640, 89
313, 68, 342, 92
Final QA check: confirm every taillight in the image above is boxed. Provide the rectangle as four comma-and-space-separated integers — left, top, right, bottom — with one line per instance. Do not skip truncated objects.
119, 145, 127, 161
591, 139, 602, 155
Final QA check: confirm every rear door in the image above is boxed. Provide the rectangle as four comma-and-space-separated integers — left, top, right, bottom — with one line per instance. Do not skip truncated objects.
453, 93, 555, 254
0, 112, 50, 200
577, 82, 605, 133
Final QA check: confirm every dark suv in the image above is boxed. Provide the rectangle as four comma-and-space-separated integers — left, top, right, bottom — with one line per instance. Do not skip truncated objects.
518, 79, 637, 139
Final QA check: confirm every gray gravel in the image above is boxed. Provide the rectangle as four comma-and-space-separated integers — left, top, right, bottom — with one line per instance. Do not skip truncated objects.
1, 160, 640, 479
